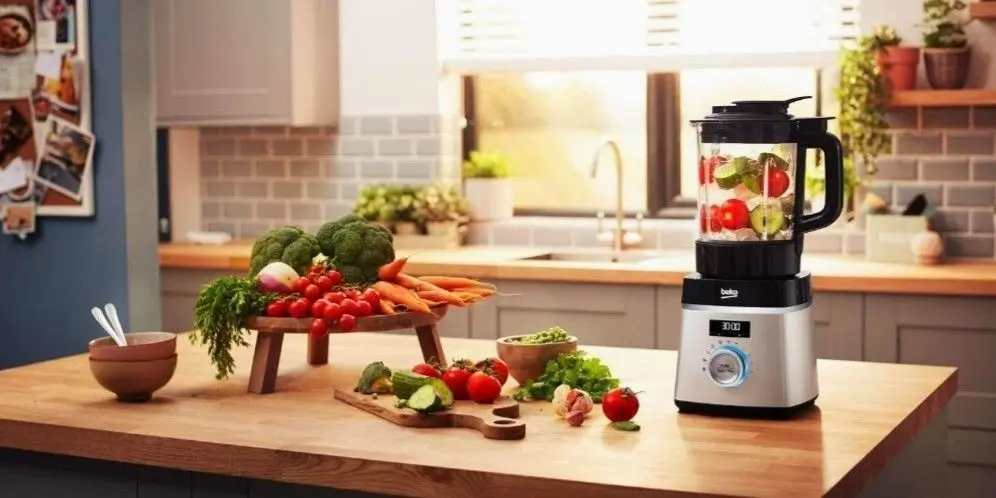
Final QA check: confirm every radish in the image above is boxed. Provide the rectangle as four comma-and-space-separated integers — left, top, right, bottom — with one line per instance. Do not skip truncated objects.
257, 261, 299, 294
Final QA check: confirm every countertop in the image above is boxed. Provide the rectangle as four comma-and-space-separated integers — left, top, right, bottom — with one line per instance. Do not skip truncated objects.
0, 334, 956, 498
159, 242, 996, 297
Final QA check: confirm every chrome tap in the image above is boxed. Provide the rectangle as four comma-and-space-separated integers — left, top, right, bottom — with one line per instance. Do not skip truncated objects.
591, 137, 626, 253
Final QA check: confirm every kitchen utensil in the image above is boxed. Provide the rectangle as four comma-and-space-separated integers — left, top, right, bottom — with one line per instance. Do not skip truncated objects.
90, 307, 126, 347
88, 331, 177, 362
89, 354, 177, 402
675, 96, 845, 419
333, 388, 526, 440
495, 334, 578, 384
104, 303, 126, 342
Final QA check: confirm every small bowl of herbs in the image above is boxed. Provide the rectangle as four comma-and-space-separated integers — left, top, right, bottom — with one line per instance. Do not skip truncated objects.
496, 326, 578, 384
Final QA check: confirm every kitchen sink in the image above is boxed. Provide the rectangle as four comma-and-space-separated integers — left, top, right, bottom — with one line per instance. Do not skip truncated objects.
518, 250, 664, 264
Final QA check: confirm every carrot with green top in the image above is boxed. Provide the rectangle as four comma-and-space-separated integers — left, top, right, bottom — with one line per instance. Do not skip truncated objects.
416, 276, 497, 291
372, 281, 431, 314
377, 257, 409, 281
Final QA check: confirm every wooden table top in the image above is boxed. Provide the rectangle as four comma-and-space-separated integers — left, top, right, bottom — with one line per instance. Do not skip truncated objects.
159, 242, 996, 297
0, 333, 957, 498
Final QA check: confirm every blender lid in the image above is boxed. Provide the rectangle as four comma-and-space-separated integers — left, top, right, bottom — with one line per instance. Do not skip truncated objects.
694, 96, 812, 122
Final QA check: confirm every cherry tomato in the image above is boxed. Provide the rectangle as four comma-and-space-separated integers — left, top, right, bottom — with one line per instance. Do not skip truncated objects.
466, 371, 502, 404
601, 387, 640, 422
292, 277, 311, 294
309, 264, 326, 275
340, 298, 359, 316
303, 284, 322, 301
324, 291, 346, 304
288, 298, 310, 318
346, 289, 361, 300
766, 168, 791, 198
354, 300, 373, 317
311, 299, 330, 318
309, 318, 328, 337
314, 275, 333, 290
359, 288, 380, 309
441, 368, 473, 400
412, 363, 442, 378
322, 302, 342, 321
719, 198, 750, 230
339, 314, 357, 332
307, 272, 321, 282
265, 301, 288, 317
699, 204, 723, 233
697, 155, 727, 185
326, 270, 343, 286
474, 357, 509, 385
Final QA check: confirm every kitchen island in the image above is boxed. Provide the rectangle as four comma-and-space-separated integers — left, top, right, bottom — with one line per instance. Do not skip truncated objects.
0, 333, 957, 497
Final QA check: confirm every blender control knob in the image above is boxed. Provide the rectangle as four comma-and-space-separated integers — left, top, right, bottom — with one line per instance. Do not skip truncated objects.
708, 345, 749, 387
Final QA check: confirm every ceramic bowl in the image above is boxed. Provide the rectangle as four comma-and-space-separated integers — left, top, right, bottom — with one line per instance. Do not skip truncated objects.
89, 354, 178, 402
496, 335, 578, 385
88, 332, 177, 362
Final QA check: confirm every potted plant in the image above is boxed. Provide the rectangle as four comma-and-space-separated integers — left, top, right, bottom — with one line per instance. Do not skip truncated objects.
922, 0, 971, 89
414, 183, 469, 238
462, 150, 514, 221
835, 33, 892, 220
870, 25, 920, 93
353, 185, 420, 234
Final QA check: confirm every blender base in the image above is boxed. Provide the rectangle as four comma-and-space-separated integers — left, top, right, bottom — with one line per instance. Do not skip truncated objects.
675, 397, 817, 420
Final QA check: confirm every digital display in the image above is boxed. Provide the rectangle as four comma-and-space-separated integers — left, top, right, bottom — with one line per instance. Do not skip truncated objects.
709, 320, 751, 338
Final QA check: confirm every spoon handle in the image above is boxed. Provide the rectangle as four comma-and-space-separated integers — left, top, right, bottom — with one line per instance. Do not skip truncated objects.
104, 303, 127, 345
91, 307, 126, 346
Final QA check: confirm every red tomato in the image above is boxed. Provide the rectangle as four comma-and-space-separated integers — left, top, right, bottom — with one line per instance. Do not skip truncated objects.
314, 275, 333, 290
309, 318, 328, 337
321, 302, 342, 321
697, 155, 727, 185
265, 301, 288, 317
441, 368, 473, 400
303, 284, 323, 301
359, 288, 380, 309
412, 363, 442, 378
354, 300, 373, 317
340, 298, 359, 316
307, 272, 321, 282
326, 270, 343, 286
602, 387, 640, 422
346, 289, 361, 300
765, 168, 791, 198
324, 291, 346, 304
311, 299, 330, 318
699, 204, 723, 233
288, 298, 310, 318
719, 198, 750, 230
309, 264, 325, 274
474, 358, 509, 386
292, 277, 311, 294
466, 371, 502, 404
339, 314, 357, 332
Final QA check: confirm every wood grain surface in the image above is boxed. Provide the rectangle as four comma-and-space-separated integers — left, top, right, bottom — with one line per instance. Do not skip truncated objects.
0, 333, 956, 498
333, 388, 526, 440
158, 243, 996, 297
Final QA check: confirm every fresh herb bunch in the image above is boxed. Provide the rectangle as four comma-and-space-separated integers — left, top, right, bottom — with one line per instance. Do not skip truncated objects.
922, 0, 968, 49
190, 276, 276, 379
514, 351, 620, 403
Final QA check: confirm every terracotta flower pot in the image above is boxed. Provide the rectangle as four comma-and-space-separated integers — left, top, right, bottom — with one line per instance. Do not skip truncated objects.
923, 46, 971, 90
875, 46, 920, 93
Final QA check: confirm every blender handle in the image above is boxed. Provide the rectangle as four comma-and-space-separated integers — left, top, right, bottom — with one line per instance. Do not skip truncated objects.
797, 132, 844, 234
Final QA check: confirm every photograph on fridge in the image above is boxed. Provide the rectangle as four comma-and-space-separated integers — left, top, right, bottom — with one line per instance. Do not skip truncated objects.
0, 1, 37, 99
2, 200, 36, 235
33, 114, 92, 201
0, 97, 37, 203
35, 49, 79, 123
34, 0, 74, 50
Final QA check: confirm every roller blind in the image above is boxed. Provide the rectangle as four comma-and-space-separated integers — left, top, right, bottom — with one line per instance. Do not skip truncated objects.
447, 0, 860, 69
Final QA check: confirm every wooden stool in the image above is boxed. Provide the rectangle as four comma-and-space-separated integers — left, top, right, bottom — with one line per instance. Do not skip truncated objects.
243, 305, 449, 394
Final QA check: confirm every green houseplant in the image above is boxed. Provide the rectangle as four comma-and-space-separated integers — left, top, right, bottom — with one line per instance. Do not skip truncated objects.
922, 0, 971, 89
414, 183, 470, 237
462, 150, 514, 221
353, 185, 420, 234
870, 25, 920, 93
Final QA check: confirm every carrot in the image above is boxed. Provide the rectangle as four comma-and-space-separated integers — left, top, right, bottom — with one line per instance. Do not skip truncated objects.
452, 286, 495, 298
415, 288, 466, 307
378, 257, 409, 281
393, 273, 425, 290
420, 299, 445, 307
451, 291, 484, 304
417, 276, 497, 291
378, 299, 397, 315
372, 281, 431, 314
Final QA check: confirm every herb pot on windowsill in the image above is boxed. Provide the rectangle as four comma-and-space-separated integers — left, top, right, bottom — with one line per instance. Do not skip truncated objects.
924, 46, 971, 90
425, 220, 459, 237
875, 46, 920, 92
464, 178, 514, 221
394, 221, 419, 236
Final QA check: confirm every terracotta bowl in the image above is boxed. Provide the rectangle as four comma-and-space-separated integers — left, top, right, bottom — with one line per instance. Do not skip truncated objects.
496, 335, 578, 385
89, 355, 178, 402
88, 331, 177, 362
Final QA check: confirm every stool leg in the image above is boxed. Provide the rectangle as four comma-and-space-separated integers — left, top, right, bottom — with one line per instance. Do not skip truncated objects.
308, 334, 329, 365
414, 324, 446, 365
248, 333, 284, 394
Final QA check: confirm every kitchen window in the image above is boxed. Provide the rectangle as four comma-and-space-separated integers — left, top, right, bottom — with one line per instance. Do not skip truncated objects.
447, 0, 858, 217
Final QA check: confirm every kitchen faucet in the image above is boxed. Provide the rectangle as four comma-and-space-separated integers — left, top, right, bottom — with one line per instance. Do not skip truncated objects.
590, 137, 642, 253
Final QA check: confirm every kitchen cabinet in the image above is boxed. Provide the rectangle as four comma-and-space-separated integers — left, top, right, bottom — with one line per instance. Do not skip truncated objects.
152, 0, 339, 126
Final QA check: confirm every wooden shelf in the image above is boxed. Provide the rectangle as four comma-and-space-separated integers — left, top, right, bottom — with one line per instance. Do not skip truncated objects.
888, 89, 996, 108
969, 2, 996, 19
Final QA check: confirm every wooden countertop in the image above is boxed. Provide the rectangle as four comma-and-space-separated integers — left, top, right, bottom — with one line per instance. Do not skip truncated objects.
0, 334, 957, 498
159, 242, 996, 297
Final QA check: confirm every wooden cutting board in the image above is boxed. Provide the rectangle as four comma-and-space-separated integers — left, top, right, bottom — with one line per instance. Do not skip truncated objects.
333, 388, 526, 440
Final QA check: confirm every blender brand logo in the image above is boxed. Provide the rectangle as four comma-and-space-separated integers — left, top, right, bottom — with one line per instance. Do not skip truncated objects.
720, 288, 739, 300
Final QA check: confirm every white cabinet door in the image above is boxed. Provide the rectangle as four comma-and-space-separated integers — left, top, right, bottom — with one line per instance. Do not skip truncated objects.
153, 0, 292, 125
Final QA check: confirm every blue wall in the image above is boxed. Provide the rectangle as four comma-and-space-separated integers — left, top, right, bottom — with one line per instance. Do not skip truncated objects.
0, 1, 138, 369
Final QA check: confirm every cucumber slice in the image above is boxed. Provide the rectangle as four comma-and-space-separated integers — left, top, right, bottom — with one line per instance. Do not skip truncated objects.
428, 378, 454, 407
713, 163, 742, 190
407, 385, 441, 413
758, 152, 789, 170
749, 203, 785, 237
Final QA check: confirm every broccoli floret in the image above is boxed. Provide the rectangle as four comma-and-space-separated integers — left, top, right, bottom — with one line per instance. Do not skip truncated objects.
355, 361, 393, 394
248, 226, 321, 277
315, 216, 395, 285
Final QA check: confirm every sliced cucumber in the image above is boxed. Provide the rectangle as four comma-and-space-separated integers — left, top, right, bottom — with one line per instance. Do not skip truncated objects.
407, 385, 442, 414
758, 152, 790, 170
749, 203, 785, 237
713, 163, 742, 190
428, 378, 454, 407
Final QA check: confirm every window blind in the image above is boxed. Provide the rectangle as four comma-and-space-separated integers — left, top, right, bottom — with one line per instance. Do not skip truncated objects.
446, 0, 860, 71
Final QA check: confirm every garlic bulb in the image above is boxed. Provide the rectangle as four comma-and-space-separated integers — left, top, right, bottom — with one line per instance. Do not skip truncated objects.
558, 388, 594, 418
552, 384, 572, 416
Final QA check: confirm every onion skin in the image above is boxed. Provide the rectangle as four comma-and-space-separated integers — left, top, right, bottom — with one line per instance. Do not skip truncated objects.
257, 261, 299, 294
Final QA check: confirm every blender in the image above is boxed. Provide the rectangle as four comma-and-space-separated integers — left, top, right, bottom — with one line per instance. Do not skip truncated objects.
673, 96, 844, 419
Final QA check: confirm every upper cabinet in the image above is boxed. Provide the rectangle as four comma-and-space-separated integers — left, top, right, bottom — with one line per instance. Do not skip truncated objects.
152, 0, 339, 127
